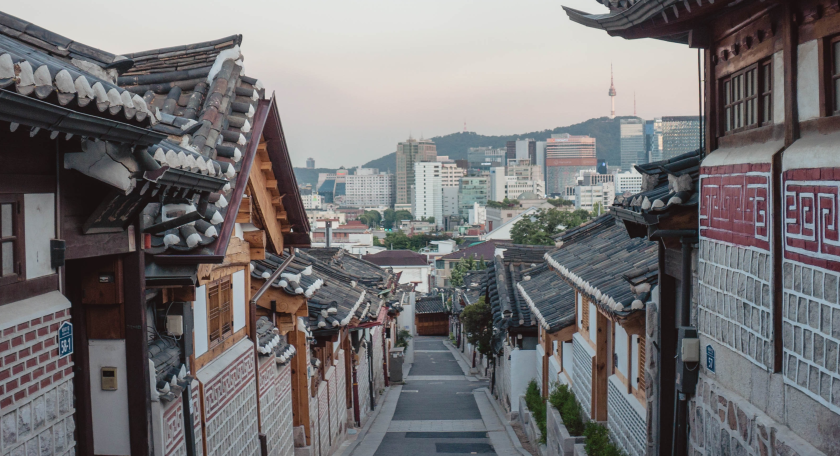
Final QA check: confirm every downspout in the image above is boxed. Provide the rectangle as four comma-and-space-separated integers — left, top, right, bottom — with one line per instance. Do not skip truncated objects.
382, 327, 389, 387
352, 358, 361, 426
368, 332, 375, 411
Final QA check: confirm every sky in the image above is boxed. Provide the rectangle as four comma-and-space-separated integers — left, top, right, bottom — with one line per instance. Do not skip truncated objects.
5, 1, 701, 168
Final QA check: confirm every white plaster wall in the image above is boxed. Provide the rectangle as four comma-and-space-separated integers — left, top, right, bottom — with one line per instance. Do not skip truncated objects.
89, 339, 131, 456
509, 348, 537, 413
773, 50, 785, 124
588, 302, 597, 343
615, 324, 628, 378
394, 266, 431, 294
536, 344, 545, 392
548, 355, 561, 387
194, 285, 208, 357
562, 341, 574, 379
24, 193, 55, 279
234, 222, 244, 241
577, 293, 583, 329
797, 40, 820, 121
232, 270, 246, 332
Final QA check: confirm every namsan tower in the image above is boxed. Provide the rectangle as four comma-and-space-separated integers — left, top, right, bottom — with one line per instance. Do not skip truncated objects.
609, 64, 617, 119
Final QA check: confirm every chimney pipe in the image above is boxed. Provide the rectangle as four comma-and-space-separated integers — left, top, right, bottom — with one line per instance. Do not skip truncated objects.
325, 220, 332, 248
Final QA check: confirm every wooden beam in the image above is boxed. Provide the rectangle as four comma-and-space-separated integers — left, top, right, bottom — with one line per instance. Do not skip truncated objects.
243, 230, 267, 248
248, 155, 285, 254
260, 161, 272, 172
265, 179, 278, 189
236, 196, 252, 224
124, 229, 152, 455
172, 286, 196, 302
593, 311, 609, 421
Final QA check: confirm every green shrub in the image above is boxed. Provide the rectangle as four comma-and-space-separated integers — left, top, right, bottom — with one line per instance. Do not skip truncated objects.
524, 380, 547, 444
548, 384, 585, 436
396, 329, 412, 349
584, 422, 625, 456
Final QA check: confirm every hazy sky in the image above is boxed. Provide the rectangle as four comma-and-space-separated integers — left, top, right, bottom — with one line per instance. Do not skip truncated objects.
5, 1, 701, 168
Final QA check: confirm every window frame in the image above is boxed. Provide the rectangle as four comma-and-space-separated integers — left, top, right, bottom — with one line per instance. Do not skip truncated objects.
0, 194, 24, 287
206, 276, 234, 348
720, 60, 772, 135
828, 35, 840, 115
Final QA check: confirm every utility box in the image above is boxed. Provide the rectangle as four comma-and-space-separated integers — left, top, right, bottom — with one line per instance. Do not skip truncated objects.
389, 347, 405, 383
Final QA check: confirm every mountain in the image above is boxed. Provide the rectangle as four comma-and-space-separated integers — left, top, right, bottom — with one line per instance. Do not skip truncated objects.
293, 116, 637, 188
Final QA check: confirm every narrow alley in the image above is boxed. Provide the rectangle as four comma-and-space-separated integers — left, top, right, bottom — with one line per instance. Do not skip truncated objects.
341, 336, 530, 456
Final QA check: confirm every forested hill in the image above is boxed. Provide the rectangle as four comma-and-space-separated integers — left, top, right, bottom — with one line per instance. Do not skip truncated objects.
293, 116, 638, 188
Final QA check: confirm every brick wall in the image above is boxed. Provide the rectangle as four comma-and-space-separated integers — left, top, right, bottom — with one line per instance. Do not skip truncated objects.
317, 381, 329, 456
356, 346, 370, 422
697, 238, 774, 369
309, 380, 320, 456
371, 328, 385, 401
0, 306, 75, 456
688, 377, 820, 456
497, 344, 511, 411
334, 350, 347, 430
190, 380, 204, 456
327, 365, 339, 449
199, 343, 259, 456
161, 397, 187, 456
571, 333, 594, 421
275, 365, 293, 456
607, 375, 645, 456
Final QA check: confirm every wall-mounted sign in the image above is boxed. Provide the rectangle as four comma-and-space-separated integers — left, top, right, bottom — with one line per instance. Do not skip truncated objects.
58, 321, 73, 359
706, 344, 715, 373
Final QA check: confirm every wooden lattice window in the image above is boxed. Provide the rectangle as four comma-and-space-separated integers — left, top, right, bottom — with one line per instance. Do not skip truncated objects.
581, 295, 590, 332
207, 277, 233, 347
0, 195, 23, 287
721, 60, 772, 134
637, 334, 646, 393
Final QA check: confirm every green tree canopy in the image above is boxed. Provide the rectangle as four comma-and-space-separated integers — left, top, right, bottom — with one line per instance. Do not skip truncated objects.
486, 197, 520, 209
450, 255, 487, 287
509, 208, 593, 245
461, 296, 494, 356
358, 210, 382, 228
381, 232, 453, 251
546, 198, 575, 207
382, 209, 413, 230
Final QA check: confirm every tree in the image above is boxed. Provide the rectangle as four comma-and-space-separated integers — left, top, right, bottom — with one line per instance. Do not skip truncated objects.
450, 255, 487, 287
510, 208, 592, 245
382, 230, 412, 250
486, 197, 520, 209
383, 209, 413, 230
461, 296, 494, 356
547, 198, 575, 207
358, 210, 382, 228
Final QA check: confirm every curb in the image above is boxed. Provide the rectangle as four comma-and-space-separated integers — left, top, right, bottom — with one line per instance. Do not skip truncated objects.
481, 387, 533, 456
332, 384, 397, 456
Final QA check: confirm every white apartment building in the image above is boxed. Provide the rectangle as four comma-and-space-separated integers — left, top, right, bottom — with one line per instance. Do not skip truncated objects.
440, 162, 466, 187
414, 162, 443, 226
614, 167, 643, 194
345, 168, 395, 207
302, 193, 323, 210
575, 182, 616, 211
489, 167, 506, 202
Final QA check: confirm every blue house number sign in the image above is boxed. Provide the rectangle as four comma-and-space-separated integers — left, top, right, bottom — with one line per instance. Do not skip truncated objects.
706, 344, 715, 373
58, 321, 73, 359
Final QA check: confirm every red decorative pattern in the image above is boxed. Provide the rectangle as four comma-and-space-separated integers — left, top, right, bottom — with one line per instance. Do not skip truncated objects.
783, 168, 840, 271
202, 349, 255, 421
163, 398, 185, 456
700, 164, 771, 250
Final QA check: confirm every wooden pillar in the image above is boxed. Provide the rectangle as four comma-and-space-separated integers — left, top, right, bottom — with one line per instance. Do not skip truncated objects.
289, 310, 311, 446
783, 0, 799, 147
123, 228, 152, 455
588, 310, 607, 422
658, 242, 677, 455
68, 266, 94, 455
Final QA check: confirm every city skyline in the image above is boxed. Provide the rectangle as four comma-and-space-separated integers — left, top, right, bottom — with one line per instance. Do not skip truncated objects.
0, 0, 702, 169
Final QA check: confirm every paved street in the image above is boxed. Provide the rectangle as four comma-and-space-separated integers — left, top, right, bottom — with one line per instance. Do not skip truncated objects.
344, 336, 528, 456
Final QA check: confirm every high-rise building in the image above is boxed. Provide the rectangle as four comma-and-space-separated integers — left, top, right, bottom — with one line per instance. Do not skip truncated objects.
458, 176, 488, 218
614, 167, 643, 195
345, 168, 395, 207
396, 137, 437, 206
414, 162, 442, 226
661, 116, 702, 160
645, 119, 664, 163
505, 141, 517, 162
467, 147, 506, 170
544, 133, 597, 196
536, 141, 546, 183
620, 119, 645, 170
575, 181, 615, 211
489, 167, 506, 202
442, 187, 459, 218
515, 139, 536, 164
306, 157, 315, 169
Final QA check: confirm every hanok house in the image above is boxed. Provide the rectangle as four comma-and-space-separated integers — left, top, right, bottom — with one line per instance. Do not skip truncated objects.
567, 0, 840, 454
484, 243, 554, 413
544, 214, 657, 456
250, 248, 396, 456
611, 149, 703, 455
451, 269, 486, 350
362, 249, 431, 293
414, 296, 448, 336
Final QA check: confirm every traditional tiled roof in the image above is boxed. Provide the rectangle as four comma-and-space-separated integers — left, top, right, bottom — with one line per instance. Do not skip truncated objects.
611, 149, 702, 227
545, 215, 657, 318
516, 264, 576, 333
362, 250, 428, 267
0, 12, 154, 125
485, 244, 553, 332
440, 240, 505, 261
122, 36, 264, 256
251, 252, 323, 298
256, 317, 296, 365
415, 296, 446, 314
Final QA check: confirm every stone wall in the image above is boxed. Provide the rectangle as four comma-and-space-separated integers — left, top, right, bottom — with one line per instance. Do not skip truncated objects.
688, 377, 821, 456
536, 344, 545, 394
0, 301, 74, 456
317, 380, 330, 456
190, 379, 204, 456
356, 345, 370, 423
606, 375, 645, 456
697, 238, 773, 369
259, 356, 294, 456
645, 288, 659, 456
371, 329, 385, 400
158, 396, 187, 456
571, 333, 594, 421
332, 350, 347, 440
